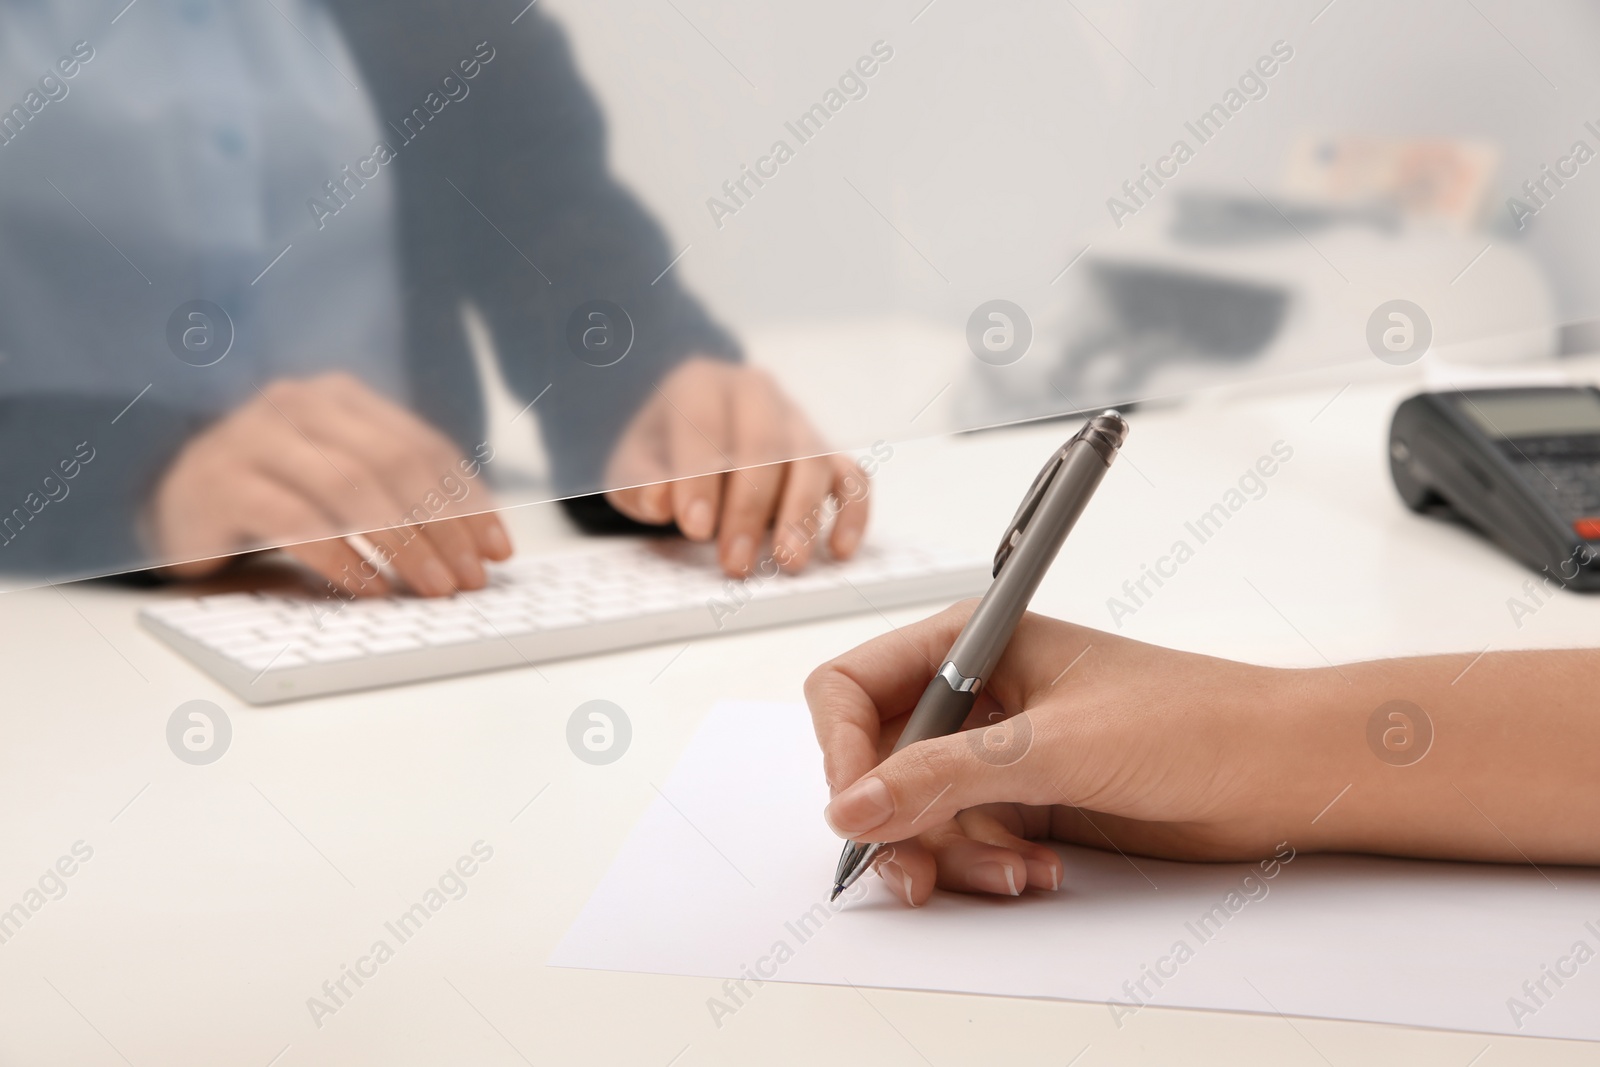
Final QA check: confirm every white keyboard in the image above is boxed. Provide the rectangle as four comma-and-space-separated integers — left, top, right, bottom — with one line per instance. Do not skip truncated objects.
139, 539, 991, 704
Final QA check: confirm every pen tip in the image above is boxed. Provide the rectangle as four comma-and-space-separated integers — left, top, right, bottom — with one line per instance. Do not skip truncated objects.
830, 885, 844, 902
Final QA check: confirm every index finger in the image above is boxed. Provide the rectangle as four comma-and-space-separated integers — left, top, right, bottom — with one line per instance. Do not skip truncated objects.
803, 600, 978, 795
656, 377, 731, 541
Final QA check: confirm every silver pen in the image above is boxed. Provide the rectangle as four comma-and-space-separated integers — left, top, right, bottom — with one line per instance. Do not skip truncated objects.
831, 410, 1130, 901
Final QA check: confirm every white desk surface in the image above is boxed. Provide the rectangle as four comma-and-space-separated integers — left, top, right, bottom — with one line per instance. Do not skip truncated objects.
2, 361, 1598, 1066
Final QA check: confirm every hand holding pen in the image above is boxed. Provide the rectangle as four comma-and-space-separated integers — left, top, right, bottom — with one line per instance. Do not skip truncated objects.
808, 412, 1600, 904
815, 412, 1135, 901
802, 407, 1305, 906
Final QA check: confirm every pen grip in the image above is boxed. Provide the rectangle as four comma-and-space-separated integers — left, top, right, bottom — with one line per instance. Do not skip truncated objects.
890, 675, 979, 755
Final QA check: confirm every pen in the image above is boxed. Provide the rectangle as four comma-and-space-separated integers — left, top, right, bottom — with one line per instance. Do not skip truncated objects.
830, 410, 1130, 901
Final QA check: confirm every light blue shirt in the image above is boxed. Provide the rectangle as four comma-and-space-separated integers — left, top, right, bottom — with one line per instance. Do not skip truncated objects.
0, 0, 405, 411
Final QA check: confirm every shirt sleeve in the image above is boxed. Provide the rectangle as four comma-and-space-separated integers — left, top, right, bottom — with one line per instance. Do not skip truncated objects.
441, 13, 743, 496
0, 395, 203, 584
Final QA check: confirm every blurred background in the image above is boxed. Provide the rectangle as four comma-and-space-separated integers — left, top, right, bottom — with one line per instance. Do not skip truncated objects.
5, 0, 1600, 583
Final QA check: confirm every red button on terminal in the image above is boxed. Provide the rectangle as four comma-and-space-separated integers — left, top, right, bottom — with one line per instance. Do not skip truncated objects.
1575, 518, 1600, 540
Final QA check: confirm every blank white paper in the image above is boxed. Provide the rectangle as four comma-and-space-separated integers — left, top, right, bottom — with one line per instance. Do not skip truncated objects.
551, 702, 1600, 1040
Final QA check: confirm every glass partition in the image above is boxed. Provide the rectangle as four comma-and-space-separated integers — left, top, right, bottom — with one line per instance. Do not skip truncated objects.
3, 0, 1598, 586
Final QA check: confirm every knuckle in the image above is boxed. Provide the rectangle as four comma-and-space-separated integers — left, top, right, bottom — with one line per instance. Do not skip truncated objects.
263, 499, 322, 538
738, 364, 775, 392
332, 456, 376, 497
430, 442, 466, 478
803, 662, 851, 710
319, 370, 362, 393
801, 664, 830, 703
261, 379, 300, 405
675, 357, 716, 387
891, 744, 949, 795
819, 747, 850, 793
368, 439, 418, 480
740, 427, 786, 466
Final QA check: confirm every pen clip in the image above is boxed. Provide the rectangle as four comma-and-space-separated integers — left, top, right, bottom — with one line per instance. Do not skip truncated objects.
991, 411, 1128, 578
991, 445, 1067, 578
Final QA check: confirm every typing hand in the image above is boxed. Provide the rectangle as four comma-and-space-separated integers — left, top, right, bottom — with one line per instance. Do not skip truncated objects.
603, 358, 870, 578
149, 373, 512, 597
805, 604, 1293, 905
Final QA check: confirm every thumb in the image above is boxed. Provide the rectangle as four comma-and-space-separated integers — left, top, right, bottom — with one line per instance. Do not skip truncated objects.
822, 714, 1057, 843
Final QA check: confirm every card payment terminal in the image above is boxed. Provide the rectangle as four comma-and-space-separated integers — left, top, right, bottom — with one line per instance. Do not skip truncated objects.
1389, 386, 1600, 590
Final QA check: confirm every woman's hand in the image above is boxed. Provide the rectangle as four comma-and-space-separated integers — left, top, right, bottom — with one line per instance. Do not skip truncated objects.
603, 358, 869, 578
805, 603, 1302, 905
149, 373, 511, 597
806, 603, 1600, 906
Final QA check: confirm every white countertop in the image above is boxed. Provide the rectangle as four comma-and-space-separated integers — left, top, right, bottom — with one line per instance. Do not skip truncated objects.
1, 360, 1597, 1066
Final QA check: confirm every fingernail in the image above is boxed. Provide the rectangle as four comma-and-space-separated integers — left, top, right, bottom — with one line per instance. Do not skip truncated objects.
823, 776, 894, 838
684, 499, 713, 540
727, 534, 754, 576
420, 559, 453, 596
1025, 859, 1061, 892
877, 859, 917, 907
833, 526, 860, 557
971, 862, 1020, 896
484, 525, 512, 558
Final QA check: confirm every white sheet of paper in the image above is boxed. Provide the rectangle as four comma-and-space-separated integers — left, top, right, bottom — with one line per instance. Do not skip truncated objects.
551, 702, 1600, 1040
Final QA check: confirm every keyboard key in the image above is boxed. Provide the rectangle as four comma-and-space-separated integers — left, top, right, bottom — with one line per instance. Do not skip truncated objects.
481, 617, 536, 636
201, 634, 277, 655
360, 636, 424, 655
421, 628, 478, 646
256, 625, 314, 643
532, 612, 588, 630
304, 644, 363, 663
238, 649, 307, 672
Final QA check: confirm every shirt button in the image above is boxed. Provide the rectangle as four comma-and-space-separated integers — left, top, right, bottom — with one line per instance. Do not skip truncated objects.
215, 125, 245, 156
